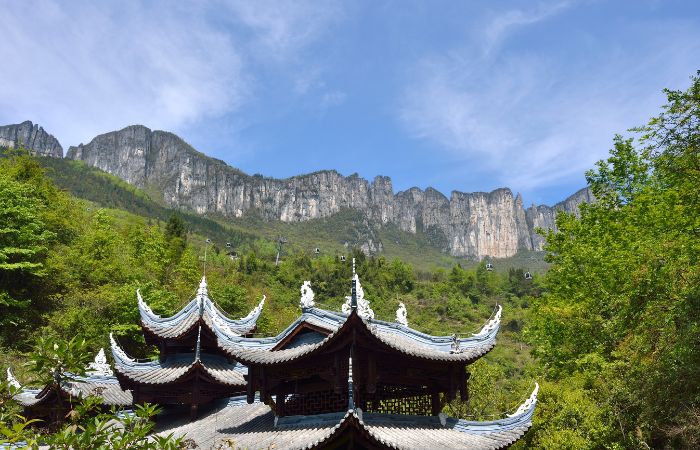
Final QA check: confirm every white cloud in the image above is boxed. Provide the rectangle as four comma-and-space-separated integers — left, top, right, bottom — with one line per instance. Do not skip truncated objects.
320, 91, 347, 109
0, 1, 341, 151
222, 0, 343, 63
481, 1, 572, 54
398, 10, 700, 197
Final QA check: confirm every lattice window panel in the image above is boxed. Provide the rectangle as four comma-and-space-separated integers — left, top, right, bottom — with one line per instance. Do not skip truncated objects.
359, 384, 432, 416
283, 389, 349, 416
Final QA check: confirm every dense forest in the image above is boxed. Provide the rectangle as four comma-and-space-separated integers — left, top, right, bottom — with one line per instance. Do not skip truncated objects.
1, 73, 698, 448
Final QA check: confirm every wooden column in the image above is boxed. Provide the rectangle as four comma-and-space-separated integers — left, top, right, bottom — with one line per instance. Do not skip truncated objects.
191, 374, 200, 421
276, 386, 286, 417
460, 366, 470, 402
431, 389, 441, 416
247, 366, 256, 404
448, 365, 458, 401
259, 367, 268, 404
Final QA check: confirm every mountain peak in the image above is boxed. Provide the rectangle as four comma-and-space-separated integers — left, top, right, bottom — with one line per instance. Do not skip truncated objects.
0, 120, 63, 157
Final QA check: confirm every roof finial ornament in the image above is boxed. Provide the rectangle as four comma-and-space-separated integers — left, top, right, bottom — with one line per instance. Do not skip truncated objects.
6, 368, 21, 389
351, 258, 357, 309
87, 348, 114, 377
472, 305, 502, 338
203, 238, 212, 276
450, 333, 461, 353
197, 276, 208, 298
395, 302, 408, 326
507, 383, 539, 417
347, 349, 355, 411
299, 281, 315, 309
342, 269, 374, 320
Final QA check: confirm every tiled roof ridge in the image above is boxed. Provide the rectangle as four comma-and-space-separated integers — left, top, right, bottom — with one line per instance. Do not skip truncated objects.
215, 305, 501, 364
137, 276, 265, 339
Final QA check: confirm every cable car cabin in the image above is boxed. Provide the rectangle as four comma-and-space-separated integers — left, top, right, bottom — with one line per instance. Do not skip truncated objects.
314, 248, 320, 254
524, 272, 532, 280
486, 263, 494, 271
340, 255, 346, 262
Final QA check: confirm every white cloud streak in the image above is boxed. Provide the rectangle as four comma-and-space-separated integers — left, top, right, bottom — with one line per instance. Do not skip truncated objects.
481, 1, 572, 54
0, 0, 341, 150
398, 6, 700, 197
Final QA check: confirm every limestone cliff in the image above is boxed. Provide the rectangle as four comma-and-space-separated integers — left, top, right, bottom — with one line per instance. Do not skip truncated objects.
0, 121, 63, 157
63, 124, 587, 258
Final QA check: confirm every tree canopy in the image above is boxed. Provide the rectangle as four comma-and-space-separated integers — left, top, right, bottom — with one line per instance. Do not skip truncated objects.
525, 72, 700, 448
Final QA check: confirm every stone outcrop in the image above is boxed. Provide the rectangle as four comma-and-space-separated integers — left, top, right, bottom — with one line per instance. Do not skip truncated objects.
61, 124, 588, 258
0, 121, 63, 157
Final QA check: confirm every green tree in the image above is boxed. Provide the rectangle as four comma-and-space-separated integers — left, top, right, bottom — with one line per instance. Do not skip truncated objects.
527, 72, 700, 448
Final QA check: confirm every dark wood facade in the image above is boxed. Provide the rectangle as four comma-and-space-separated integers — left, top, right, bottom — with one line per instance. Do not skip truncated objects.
246, 312, 472, 418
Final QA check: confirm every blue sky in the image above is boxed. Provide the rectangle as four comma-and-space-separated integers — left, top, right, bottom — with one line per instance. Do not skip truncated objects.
1, 1, 699, 205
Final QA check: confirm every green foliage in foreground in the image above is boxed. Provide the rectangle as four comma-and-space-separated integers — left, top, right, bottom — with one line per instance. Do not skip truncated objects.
1, 397, 182, 449
523, 72, 700, 449
1, 338, 182, 449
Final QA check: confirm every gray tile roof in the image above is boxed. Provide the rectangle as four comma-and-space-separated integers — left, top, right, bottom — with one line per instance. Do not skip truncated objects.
213, 307, 500, 365
157, 385, 538, 450
138, 277, 264, 340
110, 334, 247, 386
13, 374, 132, 407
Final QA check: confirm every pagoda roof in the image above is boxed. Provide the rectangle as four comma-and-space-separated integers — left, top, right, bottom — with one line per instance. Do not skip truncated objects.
8, 351, 132, 408
110, 333, 247, 387
156, 384, 538, 450
138, 277, 264, 340
210, 305, 502, 366
12, 374, 133, 407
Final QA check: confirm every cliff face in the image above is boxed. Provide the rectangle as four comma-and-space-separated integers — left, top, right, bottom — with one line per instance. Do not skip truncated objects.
0, 121, 63, 157
65, 124, 588, 258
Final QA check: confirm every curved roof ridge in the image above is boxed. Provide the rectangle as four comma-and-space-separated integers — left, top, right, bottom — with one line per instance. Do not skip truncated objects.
139, 278, 264, 339
209, 307, 345, 350
138, 292, 199, 327
110, 332, 137, 365
204, 295, 265, 333
218, 310, 497, 365
365, 312, 501, 353
453, 383, 539, 431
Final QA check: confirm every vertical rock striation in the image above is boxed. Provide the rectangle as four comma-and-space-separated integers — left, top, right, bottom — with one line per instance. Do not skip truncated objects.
62, 124, 589, 258
0, 121, 63, 157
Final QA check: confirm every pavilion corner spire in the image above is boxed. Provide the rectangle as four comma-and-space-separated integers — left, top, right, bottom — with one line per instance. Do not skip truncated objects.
342, 266, 374, 320
507, 383, 539, 418
7, 368, 21, 389
197, 276, 208, 299
347, 350, 355, 411
351, 258, 357, 309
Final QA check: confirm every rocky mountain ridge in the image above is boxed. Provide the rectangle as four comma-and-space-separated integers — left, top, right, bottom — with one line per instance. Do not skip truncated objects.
2, 121, 591, 258
0, 121, 63, 158
65, 124, 591, 258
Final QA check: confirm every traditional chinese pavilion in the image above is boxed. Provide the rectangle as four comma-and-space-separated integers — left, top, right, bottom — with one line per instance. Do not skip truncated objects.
9, 260, 538, 448
8, 349, 132, 421
152, 262, 539, 449
109, 277, 264, 419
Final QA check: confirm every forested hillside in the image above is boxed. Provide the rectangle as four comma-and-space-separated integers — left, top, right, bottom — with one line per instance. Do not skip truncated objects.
1, 73, 699, 448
